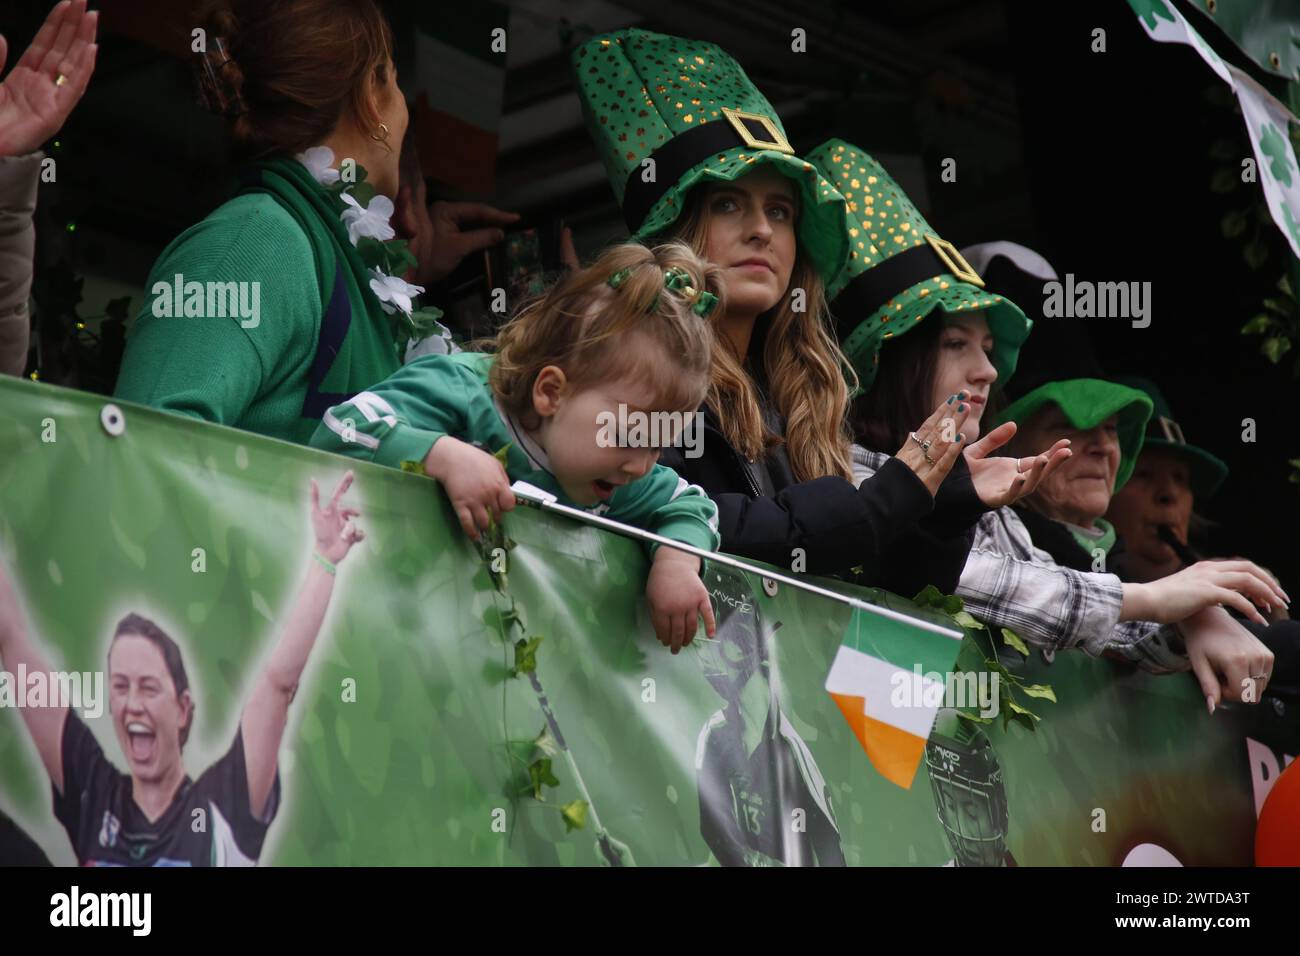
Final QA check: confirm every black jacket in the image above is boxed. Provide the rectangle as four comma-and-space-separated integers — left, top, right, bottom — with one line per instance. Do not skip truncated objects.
661, 403, 986, 595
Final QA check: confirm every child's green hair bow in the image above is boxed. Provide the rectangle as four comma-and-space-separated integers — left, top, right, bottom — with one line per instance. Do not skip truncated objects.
607, 265, 719, 318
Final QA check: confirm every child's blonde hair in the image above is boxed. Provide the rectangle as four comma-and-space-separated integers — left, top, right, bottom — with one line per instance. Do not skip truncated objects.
488, 241, 722, 430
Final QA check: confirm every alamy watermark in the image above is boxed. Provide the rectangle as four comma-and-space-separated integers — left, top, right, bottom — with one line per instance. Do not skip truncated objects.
150, 273, 261, 329
0, 666, 104, 719
50, 886, 151, 936
1042, 274, 1150, 328
890, 665, 1000, 718
596, 405, 704, 459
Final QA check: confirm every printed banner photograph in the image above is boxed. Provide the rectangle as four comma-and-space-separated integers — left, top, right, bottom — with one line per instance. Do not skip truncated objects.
1, 379, 1292, 867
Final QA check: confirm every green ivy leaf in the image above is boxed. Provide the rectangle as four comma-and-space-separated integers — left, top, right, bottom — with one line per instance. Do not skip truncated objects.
533, 725, 560, 758
1209, 140, 1238, 162
355, 236, 388, 271
1221, 210, 1248, 239
399, 460, 425, 474
983, 657, 1015, 683
482, 605, 520, 634
382, 238, 419, 276
1262, 336, 1292, 364
911, 584, 945, 608
1020, 683, 1058, 703
952, 610, 984, 631
493, 443, 514, 469
940, 594, 964, 616
1005, 697, 1040, 719
349, 180, 377, 208
1008, 709, 1039, 733
1244, 240, 1271, 270
513, 636, 543, 675
560, 799, 589, 832
1210, 169, 1239, 193
954, 711, 994, 725
524, 758, 561, 800
1000, 627, 1030, 657
1241, 314, 1276, 335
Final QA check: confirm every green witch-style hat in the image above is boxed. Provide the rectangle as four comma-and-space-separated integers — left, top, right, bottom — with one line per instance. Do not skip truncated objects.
1114, 375, 1228, 499
806, 139, 1031, 391
571, 28, 851, 287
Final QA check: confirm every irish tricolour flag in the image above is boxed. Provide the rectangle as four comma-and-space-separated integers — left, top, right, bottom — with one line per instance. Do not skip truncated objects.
825, 605, 964, 789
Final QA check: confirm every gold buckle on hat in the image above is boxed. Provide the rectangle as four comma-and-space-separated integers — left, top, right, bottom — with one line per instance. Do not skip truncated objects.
1155, 415, 1186, 445
721, 107, 794, 155
925, 234, 985, 287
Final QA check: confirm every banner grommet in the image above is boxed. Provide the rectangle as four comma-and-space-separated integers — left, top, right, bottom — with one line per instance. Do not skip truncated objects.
761, 577, 778, 597
100, 403, 126, 437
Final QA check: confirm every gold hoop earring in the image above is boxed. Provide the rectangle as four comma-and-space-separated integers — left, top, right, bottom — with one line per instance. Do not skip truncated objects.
370, 123, 390, 144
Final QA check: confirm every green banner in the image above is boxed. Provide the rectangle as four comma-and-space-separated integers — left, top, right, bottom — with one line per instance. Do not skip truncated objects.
0, 378, 1289, 866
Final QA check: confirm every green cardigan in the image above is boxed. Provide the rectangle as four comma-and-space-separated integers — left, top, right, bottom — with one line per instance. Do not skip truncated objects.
115, 160, 403, 445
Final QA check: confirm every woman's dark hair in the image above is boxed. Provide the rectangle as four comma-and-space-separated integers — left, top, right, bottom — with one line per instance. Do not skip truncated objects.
850, 314, 945, 453
196, 0, 395, 160
109, 613, 194, 749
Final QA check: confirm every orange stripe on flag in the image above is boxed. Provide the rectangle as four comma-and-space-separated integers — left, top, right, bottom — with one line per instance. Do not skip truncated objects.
829, 692, 927, 790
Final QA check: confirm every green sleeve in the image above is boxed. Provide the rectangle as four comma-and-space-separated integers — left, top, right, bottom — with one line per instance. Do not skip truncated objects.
607, 464, 721, 555
309, 354, 473, 468
114, 195, 318, 430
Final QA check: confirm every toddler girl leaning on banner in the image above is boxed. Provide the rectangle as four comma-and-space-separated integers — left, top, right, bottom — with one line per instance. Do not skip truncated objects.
310, 241, 724, 653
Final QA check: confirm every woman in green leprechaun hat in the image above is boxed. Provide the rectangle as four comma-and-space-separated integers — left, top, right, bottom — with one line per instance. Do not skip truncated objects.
572, 30, 979, 581
804, 140, 1071, 598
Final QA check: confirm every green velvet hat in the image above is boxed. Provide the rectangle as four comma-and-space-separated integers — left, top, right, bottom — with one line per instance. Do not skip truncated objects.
1114, 375, 1228, 499
571, 29, 851, 287
993, 307, 1152, 491
806, 139, 1031, 392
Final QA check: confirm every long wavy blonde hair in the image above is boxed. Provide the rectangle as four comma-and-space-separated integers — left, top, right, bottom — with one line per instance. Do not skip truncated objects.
667, 190, 856, 483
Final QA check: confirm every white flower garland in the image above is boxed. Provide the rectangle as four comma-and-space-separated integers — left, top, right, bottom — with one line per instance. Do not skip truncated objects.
295, 145, 456, 362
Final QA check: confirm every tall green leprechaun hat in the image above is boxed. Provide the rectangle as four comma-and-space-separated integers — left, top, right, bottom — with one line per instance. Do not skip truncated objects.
806, 139, 1031, 391
1113, 375, 1228, 499
571, 29, 850, 287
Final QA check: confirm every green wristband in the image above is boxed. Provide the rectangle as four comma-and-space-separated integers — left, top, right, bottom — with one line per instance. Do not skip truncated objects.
312, 551, 337, 576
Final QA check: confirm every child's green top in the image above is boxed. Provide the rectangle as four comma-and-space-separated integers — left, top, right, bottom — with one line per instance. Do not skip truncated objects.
309, 351, 721, 553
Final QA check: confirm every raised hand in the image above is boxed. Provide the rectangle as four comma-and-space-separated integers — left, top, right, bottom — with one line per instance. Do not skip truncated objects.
963, 420, 1072, 509
310, 471, 365, 564
395, 188, 521, 286
0, 1, 98, 157
895, 391, 973, 496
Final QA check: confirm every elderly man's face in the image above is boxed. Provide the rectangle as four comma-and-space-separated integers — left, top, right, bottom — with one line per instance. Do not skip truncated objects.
1014, 406, 1120, 527
1105, 447, 1194, 581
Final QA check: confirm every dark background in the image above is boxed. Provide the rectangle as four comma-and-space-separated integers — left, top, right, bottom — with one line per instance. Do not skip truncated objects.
2, 0, 1296, 592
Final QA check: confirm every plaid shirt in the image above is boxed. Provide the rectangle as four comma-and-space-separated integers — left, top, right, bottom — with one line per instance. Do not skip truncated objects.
850, 446, 1188, 674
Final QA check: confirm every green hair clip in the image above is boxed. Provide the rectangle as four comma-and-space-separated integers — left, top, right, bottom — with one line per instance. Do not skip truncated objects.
606, 265, 717, 318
